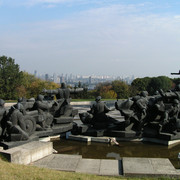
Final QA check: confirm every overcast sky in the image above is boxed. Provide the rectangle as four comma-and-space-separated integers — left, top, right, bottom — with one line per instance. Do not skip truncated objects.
0, 0, 180, 78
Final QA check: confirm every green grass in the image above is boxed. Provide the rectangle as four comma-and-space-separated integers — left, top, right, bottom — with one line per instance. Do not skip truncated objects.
5, 100, 17, 103
0, 157, 176, 180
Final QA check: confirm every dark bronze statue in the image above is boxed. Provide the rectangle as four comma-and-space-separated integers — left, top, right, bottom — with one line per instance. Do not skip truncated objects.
6, 105, 29, 141
43, 83, 83, 118
0, 99, 6, 138
79, 96, 120, 130
115, 91, 149, 132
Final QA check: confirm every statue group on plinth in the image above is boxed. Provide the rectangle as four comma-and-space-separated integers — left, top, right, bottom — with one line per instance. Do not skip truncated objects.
0, 83, 83, 143
75, 84, 180, 140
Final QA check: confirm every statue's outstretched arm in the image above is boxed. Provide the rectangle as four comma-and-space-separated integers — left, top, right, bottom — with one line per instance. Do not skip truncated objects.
43, 89, 59, 95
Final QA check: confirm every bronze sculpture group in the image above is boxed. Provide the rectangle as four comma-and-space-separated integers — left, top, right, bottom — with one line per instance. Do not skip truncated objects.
0, 82, 180, 144
77, 85, 180, 140
0, 83, 83, 142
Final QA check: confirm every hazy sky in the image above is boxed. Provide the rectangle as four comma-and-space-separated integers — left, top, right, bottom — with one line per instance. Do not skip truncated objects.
0, 0, 180, 78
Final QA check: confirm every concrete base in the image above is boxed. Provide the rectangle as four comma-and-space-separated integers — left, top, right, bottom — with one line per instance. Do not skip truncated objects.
106, 130, 141, 138
0, 141, 53, 165
123, 157, 180, 178
68, 135, 91, 142
52, 123, 73, 135
34, 129, 53, 137
69, 133, 180, 146
143, 125, 180, 141
143, 137, 180, 146
158, 132, 180, 141
84, 129, 106, 137
34, 123, 73, 137
0, 135, 39, 149
78, 124, 91, 134
68, 134, 112, 143
39, 135, 60, 142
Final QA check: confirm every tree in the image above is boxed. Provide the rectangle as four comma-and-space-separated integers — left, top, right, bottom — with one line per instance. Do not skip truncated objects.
100, 90, 116, 99
147, 76, 173, 95
0, 56, 23, 100
18, 72, 60, 99
131, 77, 151, 93
112, 80, 130, 99
94, 82, 117, 99
171, 78, 180, 89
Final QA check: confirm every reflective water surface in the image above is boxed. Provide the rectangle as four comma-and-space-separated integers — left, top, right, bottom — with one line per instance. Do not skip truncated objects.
52, 139, 180, 169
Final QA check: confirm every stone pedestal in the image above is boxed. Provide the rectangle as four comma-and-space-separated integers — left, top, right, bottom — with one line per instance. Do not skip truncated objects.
0, 141, 53, 165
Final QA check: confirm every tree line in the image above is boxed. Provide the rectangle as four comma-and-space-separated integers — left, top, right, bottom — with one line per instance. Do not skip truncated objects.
0, 55, 179, 100
89, 76, 177, 99
0, 56, 59, 100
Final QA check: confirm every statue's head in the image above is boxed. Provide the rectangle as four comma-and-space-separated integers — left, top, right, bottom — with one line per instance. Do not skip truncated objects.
61, 82, 66, 89
18, 97, 26, 103
140, 91, 148, 97
37, 94, 44, 101
154, 91, 159, 95
28, 98, 35, 102
18, 97, 23, 102
0, 99, 5, 107
15, 103, 22, 110
173, 99, 179, 105
95, 96, 101, 102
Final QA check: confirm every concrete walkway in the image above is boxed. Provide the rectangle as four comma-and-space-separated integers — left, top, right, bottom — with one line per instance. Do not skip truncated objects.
32, 154, 180, 178
32, 154, 122, 176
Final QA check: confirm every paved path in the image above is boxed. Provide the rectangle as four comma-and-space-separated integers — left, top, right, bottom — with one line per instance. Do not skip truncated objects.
32, 154, 122, 176
32, 154, 180, 178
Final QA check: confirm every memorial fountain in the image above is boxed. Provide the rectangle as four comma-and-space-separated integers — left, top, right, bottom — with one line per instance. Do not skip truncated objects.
0, 78, 180, 170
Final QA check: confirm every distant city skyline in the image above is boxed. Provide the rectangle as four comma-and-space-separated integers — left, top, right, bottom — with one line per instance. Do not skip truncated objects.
1, 1, 180, 78
34, 71, 135, 89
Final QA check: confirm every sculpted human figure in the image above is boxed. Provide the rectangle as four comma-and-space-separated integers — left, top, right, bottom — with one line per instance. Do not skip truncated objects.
159, 84, 180, 102
17, 97, 35, 112
131, 91, 149, 130
43, 82, 83, 100
6, 105, 29, 140
32, 94, 54, 129
43, 83, 83, 117
89, 96, 111, 123
159, 99, 180, 134
0, 99, 6, 138
115, 91, 149, 131
79, 96, 118, 129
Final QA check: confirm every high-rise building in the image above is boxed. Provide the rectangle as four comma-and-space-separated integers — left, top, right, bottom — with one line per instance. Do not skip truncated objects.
34, 70, 37, 77
60, 76, 65, 83
45, 74, 49, 81
53, 73, 58, 83
89, 76, 92, 84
